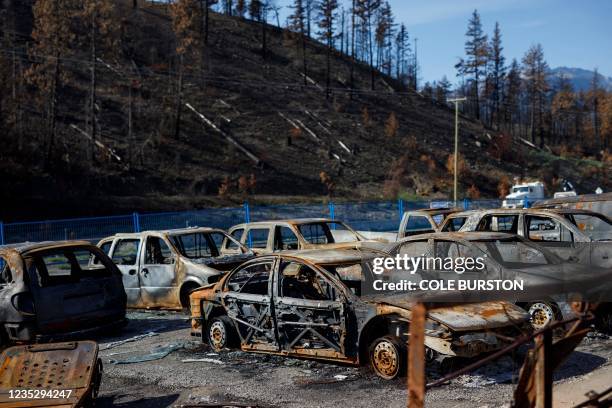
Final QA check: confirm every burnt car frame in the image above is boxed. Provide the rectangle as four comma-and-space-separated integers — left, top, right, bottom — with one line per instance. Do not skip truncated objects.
226, 218, 376, 255
387, 231, 612, 329
189, 249, 530, 380
97, 227, 253, 310
441, 208, 612, 269
0, 241, 126, 346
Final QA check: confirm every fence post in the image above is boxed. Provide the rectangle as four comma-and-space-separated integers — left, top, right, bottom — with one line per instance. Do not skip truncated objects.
0, 221, 4, 246
398, 198, 404, 220
463, 198, 470, 210
133, 212, 141, 233
243, 202, 251, 223
523, 197, 530, 209
328, 201, 335, 220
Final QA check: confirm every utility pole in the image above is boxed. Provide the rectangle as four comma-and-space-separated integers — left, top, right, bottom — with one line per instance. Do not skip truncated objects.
448, 97, 466, 203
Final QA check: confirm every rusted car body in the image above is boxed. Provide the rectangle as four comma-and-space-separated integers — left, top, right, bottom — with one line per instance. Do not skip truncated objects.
189, 249, 530, 379
98, 227, 254, 309
533, 192, 612, 218
387, 231, 612, 329
227, 218, 383, 254
0, 241, 126, 345
442, 208, 612, 269
397, 208, 462, 239
0, 341, 102, 407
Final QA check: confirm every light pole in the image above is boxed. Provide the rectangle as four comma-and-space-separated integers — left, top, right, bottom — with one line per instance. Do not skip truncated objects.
448, 97, 466, 203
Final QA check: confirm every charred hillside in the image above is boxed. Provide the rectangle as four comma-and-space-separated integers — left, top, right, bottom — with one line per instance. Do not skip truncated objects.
0, 1, 609, 221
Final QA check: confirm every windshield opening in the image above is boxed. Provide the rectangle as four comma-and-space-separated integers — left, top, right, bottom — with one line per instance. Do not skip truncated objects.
298, 222, 360, 244
170, 231, 240, 258
563, 213, 612, 241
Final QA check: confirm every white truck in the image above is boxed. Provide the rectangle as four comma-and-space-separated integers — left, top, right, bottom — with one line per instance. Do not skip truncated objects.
502, 181, 545, 208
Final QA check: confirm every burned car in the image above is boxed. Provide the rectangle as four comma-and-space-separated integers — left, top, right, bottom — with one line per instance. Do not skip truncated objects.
442, 208, 612, 269
227, 218, 380, 255
387, 232, 612, 329
397, 208, 462, 239
98, 227, 254, 310
0, 241, 126, 346
189, 249, 530, 380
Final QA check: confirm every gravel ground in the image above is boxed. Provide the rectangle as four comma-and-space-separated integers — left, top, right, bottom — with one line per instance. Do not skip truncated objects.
95, 311, 612, 408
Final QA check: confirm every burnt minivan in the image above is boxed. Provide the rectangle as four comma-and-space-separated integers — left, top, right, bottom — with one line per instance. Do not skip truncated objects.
0, 241, 127, 346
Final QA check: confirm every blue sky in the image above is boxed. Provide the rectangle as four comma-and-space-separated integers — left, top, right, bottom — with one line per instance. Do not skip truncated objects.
275, 0, 612, 84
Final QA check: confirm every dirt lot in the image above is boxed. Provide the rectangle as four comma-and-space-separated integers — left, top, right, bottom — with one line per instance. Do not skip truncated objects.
95, 311, 612, 408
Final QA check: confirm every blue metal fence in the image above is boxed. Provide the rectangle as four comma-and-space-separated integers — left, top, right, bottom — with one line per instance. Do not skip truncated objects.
1, 198, 520, 245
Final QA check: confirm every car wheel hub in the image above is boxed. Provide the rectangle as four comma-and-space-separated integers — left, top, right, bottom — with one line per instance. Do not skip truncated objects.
373, 341, 398, 377
209, 321, 226, 349
529, 303, 554, 329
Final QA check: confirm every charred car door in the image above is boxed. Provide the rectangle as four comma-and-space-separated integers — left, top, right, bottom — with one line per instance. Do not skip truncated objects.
139, 236, 177, 308
274, 260, 348, 358
108, 238, 142, 307
223, 259, 278, 350
26, 247, 125, 335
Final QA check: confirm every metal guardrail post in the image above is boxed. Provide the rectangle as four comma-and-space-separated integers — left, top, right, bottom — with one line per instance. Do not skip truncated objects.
0, 221, 4, 245
328, 201, 335, 220
523, 197, 530, 208
133, 212, 141, 233
398, 198, 404, 220
463, 198, 470, 210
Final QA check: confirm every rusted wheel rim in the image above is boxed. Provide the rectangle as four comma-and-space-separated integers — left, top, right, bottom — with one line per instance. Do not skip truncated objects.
209, 321, 226, 350
372, 341, 399, 379
529, 303, 554, 329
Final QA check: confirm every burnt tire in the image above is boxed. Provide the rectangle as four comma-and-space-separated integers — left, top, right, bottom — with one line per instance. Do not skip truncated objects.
527, 301, 561, 330
207, 316, 238, 351
368, 335, 406, 380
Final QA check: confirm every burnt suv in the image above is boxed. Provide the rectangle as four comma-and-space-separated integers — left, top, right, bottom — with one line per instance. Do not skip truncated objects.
0, 241, 127, 346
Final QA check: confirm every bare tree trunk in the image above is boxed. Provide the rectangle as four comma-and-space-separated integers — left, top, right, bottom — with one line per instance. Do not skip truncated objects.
128, 83, 133, 165
349, 0, 355, 98
89, 8, 97, 162
47, 54, 60, 163
174, 55, 184, 140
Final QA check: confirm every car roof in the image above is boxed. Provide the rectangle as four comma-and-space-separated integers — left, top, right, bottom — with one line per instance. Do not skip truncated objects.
406, 208, 461, 215
447, 208, 606, 218
282, 248, 382, 264
230, 218, 336, 228
0, 240, 94, 255
400, 231, 518, 242
104, 226, 224, 240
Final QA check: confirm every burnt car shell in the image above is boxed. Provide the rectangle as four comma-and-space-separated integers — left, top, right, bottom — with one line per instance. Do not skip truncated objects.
189, 249, 530, 365
0, 241, 126, 343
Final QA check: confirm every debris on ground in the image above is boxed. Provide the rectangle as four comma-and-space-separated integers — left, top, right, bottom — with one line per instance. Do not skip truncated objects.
102, 331, 159, 350
109, 341, 186, 364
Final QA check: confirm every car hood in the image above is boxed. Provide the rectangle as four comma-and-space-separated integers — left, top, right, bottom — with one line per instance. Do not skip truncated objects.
189, 252, 254, 268
363, 295, 528, 331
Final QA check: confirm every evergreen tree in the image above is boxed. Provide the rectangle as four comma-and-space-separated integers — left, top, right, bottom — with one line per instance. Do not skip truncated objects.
235, 0, 246, 17
289, 0, 308, 85
489, 22, 505, 129
249, 0, 262, 21
503, 58, 522, 136
522, 43, 549, 147
317, 0, 339, 98
456, 9, 488, 120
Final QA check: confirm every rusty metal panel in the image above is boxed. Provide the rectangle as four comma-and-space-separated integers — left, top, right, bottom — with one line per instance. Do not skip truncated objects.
0, 341, 101, 408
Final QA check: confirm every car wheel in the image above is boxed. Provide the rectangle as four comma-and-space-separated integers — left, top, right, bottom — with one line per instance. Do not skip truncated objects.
207, 316, 237, 351
527, 302, 560, 330
369, 335, 406, 380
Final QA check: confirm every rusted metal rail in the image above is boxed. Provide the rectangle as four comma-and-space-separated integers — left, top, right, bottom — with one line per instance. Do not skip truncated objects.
407, 303, 594, 408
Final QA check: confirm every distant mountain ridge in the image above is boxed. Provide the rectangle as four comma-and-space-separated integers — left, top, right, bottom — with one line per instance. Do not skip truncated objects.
550, 66, 612, 91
